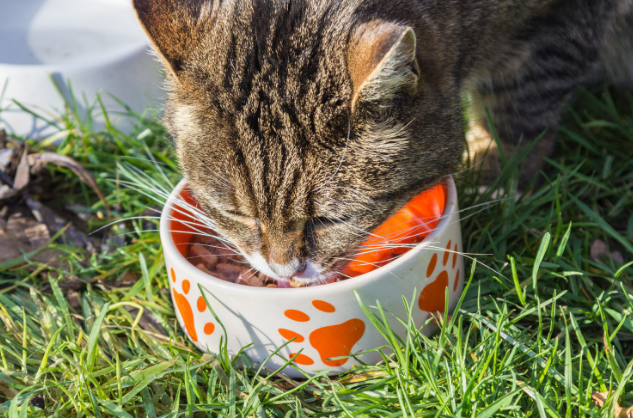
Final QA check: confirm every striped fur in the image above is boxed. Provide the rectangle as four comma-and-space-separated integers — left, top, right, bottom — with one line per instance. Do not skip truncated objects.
134, 0, 633, 282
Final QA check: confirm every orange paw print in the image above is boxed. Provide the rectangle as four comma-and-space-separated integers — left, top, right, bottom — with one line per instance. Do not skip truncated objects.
418, 240, 461, 312
279, 300, 366, 367
171, 268, 215, 342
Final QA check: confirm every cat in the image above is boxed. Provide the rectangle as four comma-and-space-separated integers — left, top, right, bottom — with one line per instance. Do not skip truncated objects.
132, 0, 633, 284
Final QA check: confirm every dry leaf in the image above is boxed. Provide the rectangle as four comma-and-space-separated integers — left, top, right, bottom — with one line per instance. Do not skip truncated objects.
590, 239, 625, 265
0, 150, 99, 253
0, 383, 17, 399
611, 251, 625, 264
0, 147, 14, 170
25, 196, 96, 252
24, 223, 50, 248
592, 391, 633, 418
12, 145, 30, 190
0, 184, 18, 200
28, 152, 110, 215
120, 272, 139, 286
0, 213, 61, 268
590, 239, 609, 262
7, 143, 23, 173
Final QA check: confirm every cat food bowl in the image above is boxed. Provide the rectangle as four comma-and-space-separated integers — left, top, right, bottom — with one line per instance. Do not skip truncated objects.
0, 0, 164, 138
160, 177, 464, 378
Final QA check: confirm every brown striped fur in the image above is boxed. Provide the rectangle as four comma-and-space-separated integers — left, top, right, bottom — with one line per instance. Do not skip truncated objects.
133, 0, 633, 282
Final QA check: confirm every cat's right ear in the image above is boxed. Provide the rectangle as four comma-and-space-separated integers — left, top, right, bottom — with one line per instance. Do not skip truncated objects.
132, 0, 218, 79
348, 22, 420, 111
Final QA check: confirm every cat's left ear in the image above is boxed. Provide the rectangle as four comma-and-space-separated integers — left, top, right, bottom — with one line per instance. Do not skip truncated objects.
132, 0, 218, 80
348, 22, 420, 111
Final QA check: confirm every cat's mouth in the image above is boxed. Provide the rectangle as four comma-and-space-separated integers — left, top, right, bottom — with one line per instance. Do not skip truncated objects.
243, 253, 337, 286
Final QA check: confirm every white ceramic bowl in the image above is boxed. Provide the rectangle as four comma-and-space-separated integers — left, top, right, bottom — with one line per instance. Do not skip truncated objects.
161, 178, 464, 378
0, 0, 164, 138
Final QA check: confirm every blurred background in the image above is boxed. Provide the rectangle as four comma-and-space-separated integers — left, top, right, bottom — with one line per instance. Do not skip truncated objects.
0, 0, 164, 139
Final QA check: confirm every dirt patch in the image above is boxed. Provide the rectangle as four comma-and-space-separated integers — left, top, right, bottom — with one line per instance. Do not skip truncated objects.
0, 129, 105, 266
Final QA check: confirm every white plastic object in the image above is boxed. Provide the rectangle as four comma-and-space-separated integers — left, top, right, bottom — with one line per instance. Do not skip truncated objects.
0, 0, 164, 138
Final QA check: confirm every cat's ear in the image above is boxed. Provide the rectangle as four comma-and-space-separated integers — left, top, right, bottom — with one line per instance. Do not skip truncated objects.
348, 23, 419, 111
132, 0, 218, 79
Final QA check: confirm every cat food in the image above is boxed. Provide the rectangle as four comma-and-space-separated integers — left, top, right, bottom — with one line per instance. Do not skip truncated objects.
188, 234, 278, 287
187, 183, 446, 287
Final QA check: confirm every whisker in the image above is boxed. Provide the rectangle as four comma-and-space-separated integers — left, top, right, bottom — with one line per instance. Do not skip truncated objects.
90, 215, 163, 235
337, 199, 506, 247
104, 229, 160, 239
142, 148, 175, 188
186, 254, 242, 262
335, 271, 354, 280
313, 186, 378, 210
341, 244, 503, 279
193, 155, 232, 188
114, 163, 241, 251
350, 243, 489, 258
332, 257, 402, 280
119, 155, 176, 168
313, 202, 381, 239
116, 187, 219, 233
178, 238, 239, 254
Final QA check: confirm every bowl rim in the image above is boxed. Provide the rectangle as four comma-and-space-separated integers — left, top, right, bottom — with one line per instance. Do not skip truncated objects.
160, 176, 459, 296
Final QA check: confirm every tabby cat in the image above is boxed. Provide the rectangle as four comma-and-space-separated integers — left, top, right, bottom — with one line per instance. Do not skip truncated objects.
132, 0, 633, 284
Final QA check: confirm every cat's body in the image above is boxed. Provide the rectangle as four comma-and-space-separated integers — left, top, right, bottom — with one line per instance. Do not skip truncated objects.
133, 0, 633, 284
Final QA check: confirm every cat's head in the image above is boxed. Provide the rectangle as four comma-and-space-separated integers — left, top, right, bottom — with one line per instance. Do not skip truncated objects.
133, 0, 463, 284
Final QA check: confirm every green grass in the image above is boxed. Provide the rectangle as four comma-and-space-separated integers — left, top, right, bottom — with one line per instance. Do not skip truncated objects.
0, 86, 632, 417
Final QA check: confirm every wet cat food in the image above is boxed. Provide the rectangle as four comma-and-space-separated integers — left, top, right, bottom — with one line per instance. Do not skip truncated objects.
188, 234, 279, 287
